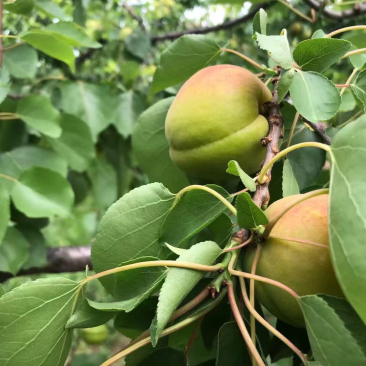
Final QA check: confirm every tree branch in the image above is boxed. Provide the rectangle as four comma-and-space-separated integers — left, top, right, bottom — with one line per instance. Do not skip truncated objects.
151, 2, 274, 42
303, 0, 366, 19
123, 3, 146, 31
0, 246, 92, 282
302, 118, 332, 145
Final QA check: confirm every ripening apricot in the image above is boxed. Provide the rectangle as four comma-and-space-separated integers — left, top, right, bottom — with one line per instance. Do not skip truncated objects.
244, 193, 343, 327
165, 65, 272, 180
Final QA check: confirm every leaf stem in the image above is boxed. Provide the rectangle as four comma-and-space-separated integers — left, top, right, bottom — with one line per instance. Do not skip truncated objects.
335, 84, 350, 88
0, 34, 19, 39
221, 48, 266, 71
101, 288, 227, 366
286, 111, 300, 149
228, 252, 299, 299
337, 110, 363, 128
342, 47, 366, 59
223, 234, 254, 252
227, 282, 265, 366
82, 260, 224, 284
1, 41, 25, 51
277, 0, 313, 22
0, 112, 18, 120
340, 68, 359, 96
238, 276, 308, 365
0, 173, 17, 182
257, 142, 331, 184
176, 185, 237, 215
326, 25, 366, 38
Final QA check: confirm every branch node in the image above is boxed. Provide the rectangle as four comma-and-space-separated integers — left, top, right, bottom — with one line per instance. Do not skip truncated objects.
261, 137, 272, 146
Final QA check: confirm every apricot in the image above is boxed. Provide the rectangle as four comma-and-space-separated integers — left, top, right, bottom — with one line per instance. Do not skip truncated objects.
81, 325, 108, 345
244, 193, 343, 327
165, 65, 272, 180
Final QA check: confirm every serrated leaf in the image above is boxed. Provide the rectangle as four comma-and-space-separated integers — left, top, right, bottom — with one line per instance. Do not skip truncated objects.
91, 183, 175, 294
160, 185, 232, 247
45, 21, 101, 48
47, 114, 95, 172
236, 192, 268, 229
35, 0, 70, 20
293, 39, 351, 73
21, 30, 75, 72
277, 68, 295, 103
0, 182, 10, 245
165, 243, 187, 256
300, 295, 366, 366
132, 97, 189, 193
252, 8, 267, 35
150, 35, 221, 95
351, 69, 366, 113
329, 118, 366, 324
113, 91, 146, 137
289, 71, 341, 122
125, 30, 151, 60
11, 167, 74, 218
3, 44, 38, 79
150, 241, 222, 345
226, 160, 256, 192
254, 32, 293, 69
59, 81, 115, 140
0, 227, 29, 274
3, 0, 34, 14
113, 257, 167, 312
17, 95, 61, 138
0, 277, 79, 365
282, 159, 299, 197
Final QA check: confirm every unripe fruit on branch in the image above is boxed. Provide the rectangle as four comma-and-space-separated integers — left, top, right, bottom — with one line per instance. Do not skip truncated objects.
244, 193, 343, 327
165, 65, 272, 180
81, 325, 108, 345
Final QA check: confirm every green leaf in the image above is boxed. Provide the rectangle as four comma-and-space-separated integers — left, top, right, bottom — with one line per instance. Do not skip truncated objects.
125, 30, 151, 60
252, 8, 267, 35
0, 227, 29, 275
132, 97, 189, 193
114, 297, 158, 338
293, 39, 351, 73
3, 0, 34, 14
150, 35, 221, 95
150, 241, 222, 345
113, 91, 146, 137
114, 257, 167, 312
66, 298, 115, 329
47, 114, 95, 172
254, 32, 293, 69
59, 82, 115, 140
0, 285, 4, 297
236, 192, 268, 229
226, 160, 256, 192
329, 118, 366, 324
160, 185, 232, 247
0, 277, 79, 365
216, 322, 251, 366
165, 243, 187, 256
277, 68, 295, 103
351, 69, 366, 113
91, 183, 175, 294
342, 30, 366, 68
349, 45, 366, 69
11, 167, 74, 218
17, 95, 62, 138
0, 182, 10, 245
288, 127, 326, 191
35, 0, 70, 20
312, 29, 326, 39
300, 295, 366, 366
45, 21, 101, 48
282, 159, 299, 197
289, 71, 341, 123
0, 68, 11, 105
21, 30, 75, 72
135, 348, 185, 366
88, 157, 117, 209
3, 44, 38, 79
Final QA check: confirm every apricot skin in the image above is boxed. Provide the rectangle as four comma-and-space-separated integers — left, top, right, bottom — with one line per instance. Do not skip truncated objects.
244, 194, 343, 327
165, 65, 272, 180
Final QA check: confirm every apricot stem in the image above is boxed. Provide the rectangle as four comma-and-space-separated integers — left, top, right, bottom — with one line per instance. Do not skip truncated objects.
227, 282, 265, 366
176, 185, 237, 215
221, 48, 266, 71
257, 142, 331, 184
326, 25, 366, 38
340, 68, 359, 97
223, 234, 254, 252
238, 276, 308, 365
343, 48, 366, 59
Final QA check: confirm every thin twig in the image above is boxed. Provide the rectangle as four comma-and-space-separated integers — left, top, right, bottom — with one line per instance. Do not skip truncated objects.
341, 68, 359, 96
221, 48, 265, 71
122, 3, 146, 31
303, 0, 366, 19
302, 118, 332, 145
277, 0, 314, 22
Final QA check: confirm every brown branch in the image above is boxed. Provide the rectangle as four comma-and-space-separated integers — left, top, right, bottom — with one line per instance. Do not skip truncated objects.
151, 2, 274, 42
0, 246, 92, 282
303, 0, 366, 19
123, 3, 146, 31
302, 118, 332, 145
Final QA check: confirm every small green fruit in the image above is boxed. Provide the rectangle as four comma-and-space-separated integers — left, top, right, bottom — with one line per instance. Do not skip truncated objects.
244, 193, 343, 327
81, 325, 108, 345
165, 65, 272, 180
289, 22, 303, 35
